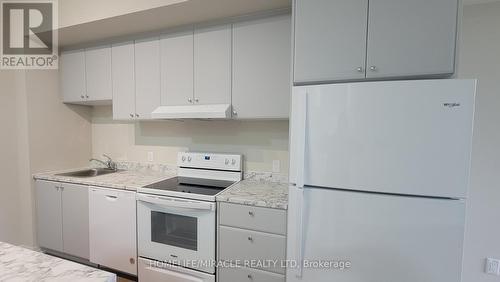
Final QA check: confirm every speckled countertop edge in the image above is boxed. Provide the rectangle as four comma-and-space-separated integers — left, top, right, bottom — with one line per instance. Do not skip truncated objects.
0, 242, 116, 282
216, 177, 289, 210
33, 167, 176, 191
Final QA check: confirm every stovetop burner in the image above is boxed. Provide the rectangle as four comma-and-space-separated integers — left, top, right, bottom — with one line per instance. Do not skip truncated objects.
144, 176, 235, 196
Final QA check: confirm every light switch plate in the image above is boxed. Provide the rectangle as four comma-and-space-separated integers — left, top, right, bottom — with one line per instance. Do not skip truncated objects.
486, 258, 500, 276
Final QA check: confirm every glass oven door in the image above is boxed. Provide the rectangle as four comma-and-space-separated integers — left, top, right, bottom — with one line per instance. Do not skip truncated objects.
137, 194, 216, 274
151, 211, 198, 251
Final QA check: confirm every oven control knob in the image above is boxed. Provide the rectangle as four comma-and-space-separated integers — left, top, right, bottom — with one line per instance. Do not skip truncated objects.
188, 156, 192, 162
182, 156, 186, 162
225, 159, 229, 165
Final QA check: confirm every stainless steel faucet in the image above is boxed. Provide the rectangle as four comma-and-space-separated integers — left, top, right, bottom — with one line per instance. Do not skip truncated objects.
90, 154, 117, 170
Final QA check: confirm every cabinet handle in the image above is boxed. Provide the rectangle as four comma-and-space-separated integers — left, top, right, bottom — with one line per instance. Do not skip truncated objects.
135, 114, 139, 118
232, 110, 237, 116
188, 98, 193, 103
55, 186, 59, 191
80, 95, 85, 99
194, 98, 199, 103
248, 211, 254, 216
356, 67, 363, 72
129, 258, 135, 264
369, 66, 377, 71
129, 113, 134, 118
59, 186, 64, 191
247, 274, 253, 279
248, 236, 253, 242
85, 95, 89, 99
105, 195, 118, 201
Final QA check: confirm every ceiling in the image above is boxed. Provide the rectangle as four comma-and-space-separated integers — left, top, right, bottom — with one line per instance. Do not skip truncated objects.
59, 0, 291, 49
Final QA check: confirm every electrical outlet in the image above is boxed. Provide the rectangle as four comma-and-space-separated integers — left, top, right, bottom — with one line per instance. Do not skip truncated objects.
147, 152, 154, 162
272, 160, 280, 173
486, 258, 500, 276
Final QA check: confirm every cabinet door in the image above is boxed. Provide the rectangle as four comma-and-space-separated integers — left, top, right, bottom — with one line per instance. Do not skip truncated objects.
160, 30, 194, 106
35, 180, 63, 252
60, 50, 86, 103
89, 187, 137, 275
112, 42, 136, 120
366, 0, 458, 78
61, 183, 89, 260
135, 37, 161, 119
194, 25, 232, 105
294, 0, 368, 84
85, 45, 112, 101
232, 15, 291, 119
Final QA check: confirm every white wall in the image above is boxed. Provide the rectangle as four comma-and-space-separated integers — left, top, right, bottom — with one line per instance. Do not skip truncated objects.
459, 2, 500, 281
91, 106, 289, 174
0, 69, 92, 246
0, 71, 25, 244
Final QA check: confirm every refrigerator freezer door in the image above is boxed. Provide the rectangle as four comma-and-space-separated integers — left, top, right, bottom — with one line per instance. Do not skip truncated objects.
286, 186, 466, 282
290, 79, 476, 198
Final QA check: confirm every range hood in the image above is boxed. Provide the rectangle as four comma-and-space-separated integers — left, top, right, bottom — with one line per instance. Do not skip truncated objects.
151, 104, 232, 119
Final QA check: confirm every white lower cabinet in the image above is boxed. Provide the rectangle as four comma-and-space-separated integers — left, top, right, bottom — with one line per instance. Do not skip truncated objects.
89, 187, 137, 275
217, 203, 287, 282
36, 180, 89, 259
62, 183, 90, 260
218, 266, 284, 282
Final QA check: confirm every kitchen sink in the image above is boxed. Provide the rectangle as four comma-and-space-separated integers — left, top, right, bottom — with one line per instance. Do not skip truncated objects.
56, 168, 118, 178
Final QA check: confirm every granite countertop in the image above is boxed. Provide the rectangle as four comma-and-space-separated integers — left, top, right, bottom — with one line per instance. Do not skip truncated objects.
0, 242, 116, 282
33, 168, 175, 191
217, 177, 289, 210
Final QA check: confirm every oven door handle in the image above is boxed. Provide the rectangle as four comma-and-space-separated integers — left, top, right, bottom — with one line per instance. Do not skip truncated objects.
137, 194, 215, 211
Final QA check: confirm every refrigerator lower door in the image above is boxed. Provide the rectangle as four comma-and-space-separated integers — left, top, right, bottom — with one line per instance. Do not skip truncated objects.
286, 186, 465, 282
290, 79, 476, 198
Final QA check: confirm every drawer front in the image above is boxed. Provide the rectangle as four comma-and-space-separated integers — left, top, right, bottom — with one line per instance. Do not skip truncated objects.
219, 203, 286, 235
219, 226, 286, 274
219, 265, 285, 282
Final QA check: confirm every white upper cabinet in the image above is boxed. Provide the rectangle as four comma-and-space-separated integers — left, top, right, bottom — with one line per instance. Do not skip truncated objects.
135, 37, 161, 119
366, 0, 458, 78
160, 30, 194, 106
85, 45, 112, 101
194, 25, 232, 105
60, 50, 86, 103
112, 42, 136, 120
293, 0, 459, 84
61, 46, 112, 104
294, 0, 368, 84
232, 14, 292, 119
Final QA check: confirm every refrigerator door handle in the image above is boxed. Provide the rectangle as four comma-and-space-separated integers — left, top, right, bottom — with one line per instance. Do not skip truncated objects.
296, 91, 308, 188
295, 187, 306, 278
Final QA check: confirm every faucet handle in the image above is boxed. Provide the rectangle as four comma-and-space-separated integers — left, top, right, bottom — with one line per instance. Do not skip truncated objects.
102, 154, 117, 170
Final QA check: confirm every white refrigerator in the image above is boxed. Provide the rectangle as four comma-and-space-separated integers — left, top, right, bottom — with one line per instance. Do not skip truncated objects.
287, 79, 476, 282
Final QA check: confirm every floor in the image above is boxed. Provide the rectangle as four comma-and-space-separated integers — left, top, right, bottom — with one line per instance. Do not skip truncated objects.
117, 276, 136, 282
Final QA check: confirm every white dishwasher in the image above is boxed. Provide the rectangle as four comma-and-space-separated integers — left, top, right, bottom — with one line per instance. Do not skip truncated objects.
89, 187, 137, 276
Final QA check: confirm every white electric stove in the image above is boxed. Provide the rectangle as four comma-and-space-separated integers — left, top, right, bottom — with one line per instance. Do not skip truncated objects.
136, 152, 242, 282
